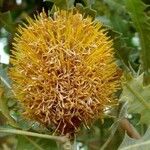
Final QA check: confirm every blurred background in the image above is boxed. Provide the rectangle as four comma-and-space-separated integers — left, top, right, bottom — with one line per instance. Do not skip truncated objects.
1, 0, 149, 69
0, 0, 53, 64
0, 0, 150, 150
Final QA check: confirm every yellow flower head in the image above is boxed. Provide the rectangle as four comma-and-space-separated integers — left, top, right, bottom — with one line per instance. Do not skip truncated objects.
9, 10, 121, 135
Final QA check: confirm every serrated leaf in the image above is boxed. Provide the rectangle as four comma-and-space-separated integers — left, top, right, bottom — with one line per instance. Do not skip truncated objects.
118, 128, 150, 150
107, 28, 132, 71
140, 109, 150, 125
83, 0, 95, 7
100, 103, 128, 150
76, 3, 96, 18
0, 65, 11, 89
120, 74, 150, 125
0, 66, 18, 127
16, 136, 43, 150
125, 0, 150, 85
104, 0, 125, 13
10, 110, 33, 131
0, 91, 18, 128
16, 135, 57, 150
46, 0, 75, 9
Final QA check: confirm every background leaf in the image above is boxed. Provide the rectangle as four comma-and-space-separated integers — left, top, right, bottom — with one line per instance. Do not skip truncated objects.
0, 0, 150, 149
46, 0, 75, 9
0, 11, 14, 33
118, 128, 150, 150
125, 0, 150, 85
0, 93, 18, 128
120, 74, 150, 126
16, 135, 57, 150
0, 66, 17, 127
0, 65, 11, 89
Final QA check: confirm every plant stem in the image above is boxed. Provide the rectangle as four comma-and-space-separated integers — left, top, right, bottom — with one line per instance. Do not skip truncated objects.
120, 118, 141, 139
0, 128, 68, 143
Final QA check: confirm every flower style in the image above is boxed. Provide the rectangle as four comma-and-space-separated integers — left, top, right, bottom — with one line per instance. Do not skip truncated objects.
9, 10, 121, 135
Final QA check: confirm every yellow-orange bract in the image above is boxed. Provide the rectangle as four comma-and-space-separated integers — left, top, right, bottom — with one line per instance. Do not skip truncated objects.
9, 10, 121, 135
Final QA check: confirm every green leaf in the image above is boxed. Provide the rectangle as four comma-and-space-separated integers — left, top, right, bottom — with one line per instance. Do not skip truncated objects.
0, 66, 17, 127
0, 92, 18, 128
140, 109, 150, 125
0, 66, 11, 89
0, 11, 14, 33
76, 3, 96, 18
100, 103, 128, 150
118, 128, 150, 150
120, 74, 150, 125
46, 0, 75, 9
108, 29, 132, 71
125, 0, 150, 85
83, 0, 95, 7
16, 136, 57, 150
17, 136, 43, 150
0, 128, 72, 150
104, 0, 125, 13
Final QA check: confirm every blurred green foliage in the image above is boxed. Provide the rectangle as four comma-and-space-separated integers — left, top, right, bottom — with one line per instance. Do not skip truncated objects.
0, 0, 150, 150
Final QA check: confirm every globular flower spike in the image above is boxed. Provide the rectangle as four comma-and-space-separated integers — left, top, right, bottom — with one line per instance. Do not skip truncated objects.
9, 10, 121, 136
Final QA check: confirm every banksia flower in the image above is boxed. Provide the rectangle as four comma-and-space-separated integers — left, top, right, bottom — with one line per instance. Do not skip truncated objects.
9, 10, 121, 136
